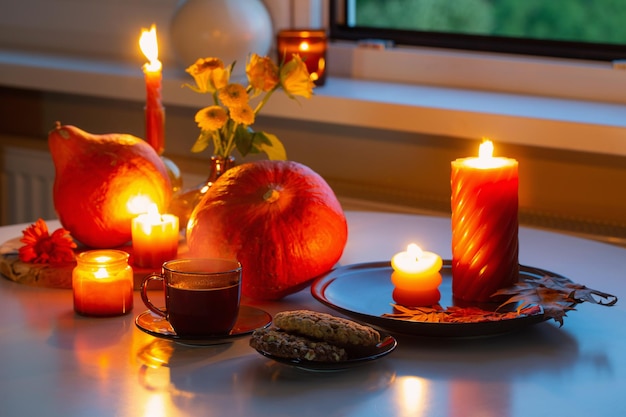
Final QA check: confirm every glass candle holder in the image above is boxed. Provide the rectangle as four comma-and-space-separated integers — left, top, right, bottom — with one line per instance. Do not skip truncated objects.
73, 250, 134, 317
277, 29, 327, 86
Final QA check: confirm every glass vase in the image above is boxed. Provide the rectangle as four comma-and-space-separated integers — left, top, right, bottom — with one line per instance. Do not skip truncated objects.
168, 155, 235, 229
169, 0, 273, 78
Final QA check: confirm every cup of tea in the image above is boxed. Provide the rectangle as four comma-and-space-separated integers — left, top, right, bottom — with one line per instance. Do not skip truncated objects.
140, 258, 242, 337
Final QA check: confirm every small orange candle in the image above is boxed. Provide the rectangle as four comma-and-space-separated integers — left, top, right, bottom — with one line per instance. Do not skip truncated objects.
139, 24, 165, 155
391, 244, 443, 306
131, 204, 179, 268
277, 29, 327, 86
73, 250, 134, 317
451, 139, 519, 303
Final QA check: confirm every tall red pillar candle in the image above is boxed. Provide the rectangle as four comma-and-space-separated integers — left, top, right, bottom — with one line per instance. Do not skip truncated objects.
277, 29, 327, 86
451, 140, 519, 303
139, 24, 165, 155
73, 250, 134, 317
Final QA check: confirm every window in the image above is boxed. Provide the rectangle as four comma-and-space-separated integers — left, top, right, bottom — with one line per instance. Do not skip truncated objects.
331, 0, 626, 61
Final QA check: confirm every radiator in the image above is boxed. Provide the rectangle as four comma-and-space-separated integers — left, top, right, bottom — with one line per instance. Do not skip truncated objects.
0, 146, 56, 225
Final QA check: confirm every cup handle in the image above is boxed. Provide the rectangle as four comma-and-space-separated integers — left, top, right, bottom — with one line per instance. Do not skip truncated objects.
140, 274, 167, 318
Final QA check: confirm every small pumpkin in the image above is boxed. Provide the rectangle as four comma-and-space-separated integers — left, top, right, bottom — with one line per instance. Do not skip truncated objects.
186, 160, 348, 300
49, 122, 172, 248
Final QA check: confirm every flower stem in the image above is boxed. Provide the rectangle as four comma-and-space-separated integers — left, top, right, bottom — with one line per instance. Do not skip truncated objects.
254, 88, 276, 114
222, 119, 237, 156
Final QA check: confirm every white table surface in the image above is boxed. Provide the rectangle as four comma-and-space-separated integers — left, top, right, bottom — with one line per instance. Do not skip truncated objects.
0, 211, 624, 417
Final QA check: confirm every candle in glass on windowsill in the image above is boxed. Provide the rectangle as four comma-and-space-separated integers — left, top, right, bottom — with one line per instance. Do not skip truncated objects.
73, 250, 134, 317
131, 204, 179, 268
277, 29, 327, 86
451, 139, 519, 303
391, 243, 443, 306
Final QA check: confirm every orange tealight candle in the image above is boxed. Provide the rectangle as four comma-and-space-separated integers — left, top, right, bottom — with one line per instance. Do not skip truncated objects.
131, 204, 179, 268
451, 139, 519, 303
73, 250, 134, 317
277, 29, 327, 85
139, 24, 165, 155
391, 244, 443, 306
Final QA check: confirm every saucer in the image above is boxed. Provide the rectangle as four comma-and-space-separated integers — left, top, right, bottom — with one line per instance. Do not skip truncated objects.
135, 305, 272, 346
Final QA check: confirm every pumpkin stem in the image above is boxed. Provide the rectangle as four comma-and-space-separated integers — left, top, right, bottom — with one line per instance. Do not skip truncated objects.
263, 188, 280, 203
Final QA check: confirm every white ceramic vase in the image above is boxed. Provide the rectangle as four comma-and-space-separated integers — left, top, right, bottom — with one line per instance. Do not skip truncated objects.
169, 0, 273, 78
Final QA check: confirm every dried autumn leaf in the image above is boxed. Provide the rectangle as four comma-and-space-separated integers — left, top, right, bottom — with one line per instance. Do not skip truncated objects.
383, 304, 542, 324
494, 275, 618, 327
383, 274, 617, 327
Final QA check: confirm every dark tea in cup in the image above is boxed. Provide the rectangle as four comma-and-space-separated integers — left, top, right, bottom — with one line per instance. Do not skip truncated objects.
141, 258, 241, 337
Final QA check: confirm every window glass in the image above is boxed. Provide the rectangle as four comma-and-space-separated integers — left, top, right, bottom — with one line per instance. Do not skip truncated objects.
332, 0, 626, 61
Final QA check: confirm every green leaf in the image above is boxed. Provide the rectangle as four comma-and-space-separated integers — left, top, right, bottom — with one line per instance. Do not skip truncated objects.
233, 126, 254, 157
255, 131, 287, 160
183, 84, 201, 93
191, 131, 211, 153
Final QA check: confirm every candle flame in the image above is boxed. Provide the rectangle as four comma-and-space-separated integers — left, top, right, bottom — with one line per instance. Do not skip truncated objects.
94, 267, 109, 279
145, 203, 162, 222
93, 255, 114, 263
128, 195, 156, 215
299, 41, 311, 52
137, 203, 164, 235
478, 139, 494, 159
407, 243, 423, 261
140, 24, 162, 72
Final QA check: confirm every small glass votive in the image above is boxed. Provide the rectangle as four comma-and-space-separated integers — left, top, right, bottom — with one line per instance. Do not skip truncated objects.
73, 250, 134, 317
277, 29, 327, 86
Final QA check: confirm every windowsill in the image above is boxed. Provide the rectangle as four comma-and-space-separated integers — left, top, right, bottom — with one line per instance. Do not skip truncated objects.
1, 48, 625, 156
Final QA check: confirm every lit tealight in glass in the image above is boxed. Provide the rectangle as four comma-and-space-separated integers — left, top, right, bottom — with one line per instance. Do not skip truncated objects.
72, 250, 134, 317
277, 29, 327, 85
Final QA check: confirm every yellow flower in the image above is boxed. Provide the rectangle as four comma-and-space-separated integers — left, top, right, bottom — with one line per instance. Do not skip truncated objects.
195, 105, 228, 131
218, 83, 249, 109
280, 54, 315, 99
246, 53, 279, 95
186, 57, 230, 93
230, 104, 255, 125
184, 54, 315, 159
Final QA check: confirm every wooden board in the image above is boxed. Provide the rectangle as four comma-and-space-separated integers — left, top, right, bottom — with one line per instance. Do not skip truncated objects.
0, 237, 187, 290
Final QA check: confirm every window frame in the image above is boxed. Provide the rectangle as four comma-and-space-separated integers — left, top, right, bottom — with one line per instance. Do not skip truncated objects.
329, 0, 626, 62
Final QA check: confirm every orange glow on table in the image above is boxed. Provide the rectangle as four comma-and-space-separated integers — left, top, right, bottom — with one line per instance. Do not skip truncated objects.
73, 250, 134, 317
451, 139, 519, 303
139, 24, 165, 155
391, 244, 443, 306
131, 204, 179, 268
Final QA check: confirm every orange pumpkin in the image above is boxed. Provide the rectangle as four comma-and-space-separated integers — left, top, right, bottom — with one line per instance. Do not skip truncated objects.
186, 160, 348, 300
49, 123, 172, 248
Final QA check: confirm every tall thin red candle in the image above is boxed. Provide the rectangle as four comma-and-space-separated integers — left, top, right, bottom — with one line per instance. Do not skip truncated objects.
140, 25, 165, 155
451, 140, 519, 303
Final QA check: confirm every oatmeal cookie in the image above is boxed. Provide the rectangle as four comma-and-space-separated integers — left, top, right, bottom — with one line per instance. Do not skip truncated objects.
273, 310, 381, 347
250, 327, 348, 362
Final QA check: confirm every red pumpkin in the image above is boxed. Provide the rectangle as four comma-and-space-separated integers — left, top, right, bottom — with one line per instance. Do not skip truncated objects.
49, 123, 172, 248
186, 160, 348, 300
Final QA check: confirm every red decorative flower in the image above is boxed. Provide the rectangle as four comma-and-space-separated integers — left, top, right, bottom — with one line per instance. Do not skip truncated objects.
18, 219, 77, 265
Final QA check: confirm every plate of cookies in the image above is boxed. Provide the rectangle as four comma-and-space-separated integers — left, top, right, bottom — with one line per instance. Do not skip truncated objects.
311, 261, 549, 338
249, 310, 397, 371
